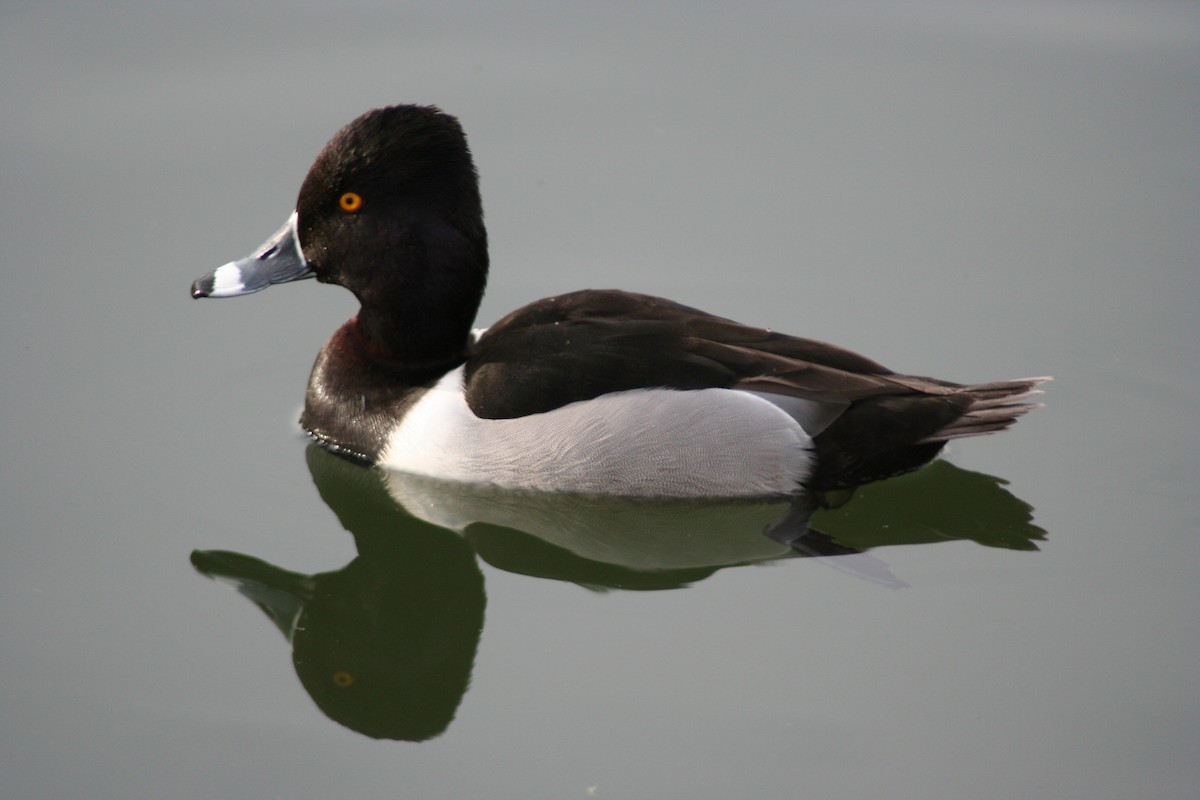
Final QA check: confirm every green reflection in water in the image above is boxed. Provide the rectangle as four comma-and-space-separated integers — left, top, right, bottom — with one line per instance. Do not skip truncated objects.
193, 446, 1043, 740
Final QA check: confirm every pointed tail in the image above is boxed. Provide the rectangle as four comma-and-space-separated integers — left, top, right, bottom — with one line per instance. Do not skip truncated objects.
920, 376, 1051, 443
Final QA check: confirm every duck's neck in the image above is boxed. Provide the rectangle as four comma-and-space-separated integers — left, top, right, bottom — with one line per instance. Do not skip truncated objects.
353, 304, 473, 377
300, 313, 473, 464
300, 216, 488, 461
351, 223, 488, 375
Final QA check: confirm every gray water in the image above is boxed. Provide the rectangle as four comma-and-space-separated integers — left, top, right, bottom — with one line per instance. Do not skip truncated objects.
3, 3, 1198, 798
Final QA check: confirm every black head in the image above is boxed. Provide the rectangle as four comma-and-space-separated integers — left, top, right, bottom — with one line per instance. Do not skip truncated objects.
296, 105, 489, 360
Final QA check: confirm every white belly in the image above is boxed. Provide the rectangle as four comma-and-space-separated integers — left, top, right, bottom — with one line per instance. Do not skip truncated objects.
379, 367, 813, 497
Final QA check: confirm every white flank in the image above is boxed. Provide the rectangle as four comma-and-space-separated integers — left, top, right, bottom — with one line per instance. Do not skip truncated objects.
380, 367, 813, 497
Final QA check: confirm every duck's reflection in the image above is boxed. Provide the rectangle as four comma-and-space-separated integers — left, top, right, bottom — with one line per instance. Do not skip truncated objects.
192, 452, 485, 741
192, 445, 1044, 740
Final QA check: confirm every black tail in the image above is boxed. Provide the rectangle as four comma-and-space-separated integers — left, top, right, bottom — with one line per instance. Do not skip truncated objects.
919, 377, 1051, 443
809, 376, 1050, 490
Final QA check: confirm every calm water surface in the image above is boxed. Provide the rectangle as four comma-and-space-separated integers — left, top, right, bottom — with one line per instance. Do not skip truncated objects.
3, 3, 1198, 798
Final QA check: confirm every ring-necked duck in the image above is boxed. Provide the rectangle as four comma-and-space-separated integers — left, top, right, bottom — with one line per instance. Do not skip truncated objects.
192, 105, 1047, 497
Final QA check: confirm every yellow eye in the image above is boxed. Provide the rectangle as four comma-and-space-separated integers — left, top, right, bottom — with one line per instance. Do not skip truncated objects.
331, 671, 355, 688
339, 192, 363, 212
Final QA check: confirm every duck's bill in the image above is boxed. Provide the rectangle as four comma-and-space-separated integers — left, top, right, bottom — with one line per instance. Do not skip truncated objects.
191, 212, 313, 298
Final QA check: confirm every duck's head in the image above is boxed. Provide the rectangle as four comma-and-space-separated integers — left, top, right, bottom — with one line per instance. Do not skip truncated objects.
192, 105, 489, 358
